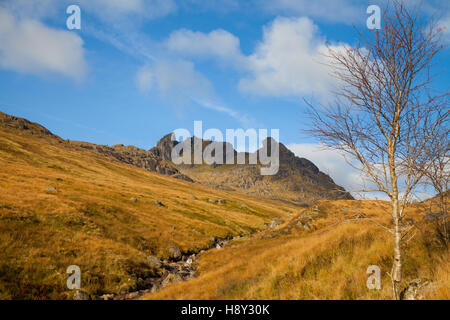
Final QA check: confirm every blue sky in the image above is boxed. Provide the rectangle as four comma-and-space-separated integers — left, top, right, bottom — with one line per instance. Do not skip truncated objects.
0, 0, 449, 197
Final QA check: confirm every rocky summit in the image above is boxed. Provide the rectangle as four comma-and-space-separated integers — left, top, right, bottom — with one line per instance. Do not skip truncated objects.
150, 133, 353, 204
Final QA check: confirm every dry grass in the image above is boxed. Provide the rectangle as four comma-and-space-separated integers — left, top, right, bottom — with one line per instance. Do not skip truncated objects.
144, 200, 449, 300
0, 125, 447, 300
0, 128, 295, 299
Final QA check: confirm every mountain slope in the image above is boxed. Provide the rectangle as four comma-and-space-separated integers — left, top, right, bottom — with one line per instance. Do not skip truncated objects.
143, 200, 449, 300
0, 112, 296, 299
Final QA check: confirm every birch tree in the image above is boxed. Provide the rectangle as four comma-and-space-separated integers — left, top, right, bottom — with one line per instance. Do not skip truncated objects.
306, 0, 449, 299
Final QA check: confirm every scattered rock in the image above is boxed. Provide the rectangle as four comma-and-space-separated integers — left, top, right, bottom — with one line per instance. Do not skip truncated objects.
129, 197, 138, 203
45, 186, 57, 192
303, 223, 312, 232
219, 199, 227, 204
125, 292, 140, 300
208, 198, 219, 204
270, 219, 281, 228
73, 290, 91, 300
154, 200, 164, 207
168, 246, 182, 260
311, 206, 319, 215
147, 255, 162, 268
215, 243, 222, 249
400, 279, 430, 300
239, 204, 248, 209
189, 195, 197, 200
99, 294, 114, 300
161, 273, 182, 288
186, 258, 193, 265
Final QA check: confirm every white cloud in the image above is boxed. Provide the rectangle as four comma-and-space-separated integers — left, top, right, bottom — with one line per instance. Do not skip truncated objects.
166, 17, 344, 99
135, 60, 255, 127
136, 59, 214, 98
0, 8, 87, 80
239, 17, 342, 98
167, 29, 244, 65
287, 143, 390, 200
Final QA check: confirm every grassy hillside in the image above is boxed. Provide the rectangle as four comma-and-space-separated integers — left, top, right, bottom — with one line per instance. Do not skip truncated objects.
0, 126, 295, 299
143, 200, 449, 300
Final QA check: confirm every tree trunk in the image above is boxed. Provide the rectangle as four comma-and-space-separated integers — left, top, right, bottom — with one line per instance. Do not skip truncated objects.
391, 198, 402, 300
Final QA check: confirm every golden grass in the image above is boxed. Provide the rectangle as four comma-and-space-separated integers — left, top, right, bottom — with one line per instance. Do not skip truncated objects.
0, 128, 295, 299
144, 200, 449, 300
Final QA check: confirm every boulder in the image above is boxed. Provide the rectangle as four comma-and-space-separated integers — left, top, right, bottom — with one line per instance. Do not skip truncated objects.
73, 290, 91, 300
45, 186, 57, 192
270, 219, 281, 228
168, 246, 182, 260
154, 200, 164, 207
147, 255, 162, 268
400, 279, 429, 300
129, 197, 138, 203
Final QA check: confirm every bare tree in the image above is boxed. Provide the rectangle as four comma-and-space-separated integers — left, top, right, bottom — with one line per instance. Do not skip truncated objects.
306, 0, 449, 299
422, 130, 449, 247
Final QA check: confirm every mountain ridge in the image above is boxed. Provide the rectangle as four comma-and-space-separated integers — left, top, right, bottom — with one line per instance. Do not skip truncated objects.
0, 111, 353, 204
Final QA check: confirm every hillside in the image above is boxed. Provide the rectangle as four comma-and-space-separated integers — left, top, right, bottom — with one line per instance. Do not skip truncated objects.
0, 111, 447, 300
0, 112, 297, 299
143, 200, 449, 300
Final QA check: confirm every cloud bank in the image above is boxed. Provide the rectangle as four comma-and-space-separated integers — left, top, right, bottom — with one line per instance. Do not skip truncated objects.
0, 8, 86, 80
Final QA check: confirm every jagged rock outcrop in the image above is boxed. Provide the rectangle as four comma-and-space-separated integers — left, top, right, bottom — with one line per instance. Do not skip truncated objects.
71, 142, 194, 182
0, 111, 56, 138
149, 134, 354, 204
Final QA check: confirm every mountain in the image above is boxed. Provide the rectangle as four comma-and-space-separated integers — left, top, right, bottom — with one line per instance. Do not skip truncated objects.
150, 134, 354, 204
0, 111, 447, 300
0, 111, 353, 204
0, 110, 295, 299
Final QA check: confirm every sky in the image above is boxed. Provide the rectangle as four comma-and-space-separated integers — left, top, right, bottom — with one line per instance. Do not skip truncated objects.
0, 0, 449, 199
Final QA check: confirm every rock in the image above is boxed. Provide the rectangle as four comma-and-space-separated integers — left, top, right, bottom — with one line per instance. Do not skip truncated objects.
400, 279, 429, 300
168, 246, 182, 260
303, 223, 312, 232
215, 244, 222, 249
161, 273, 182, 288
125, 291, 140, 300
270, 219, 281, 228
239, 204, 248, 209
147, 255, 162, 268
186, 258, 193, 265
189, 195, 197, 200
311, 206, 319, 215
99, 294, 114, 300
208, 198, 218, 204
73, 290, 91, 300
45, 186, 57, 192
219, 199, 227, 204
154, 200, 164, 207
129, 197, 138, 202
